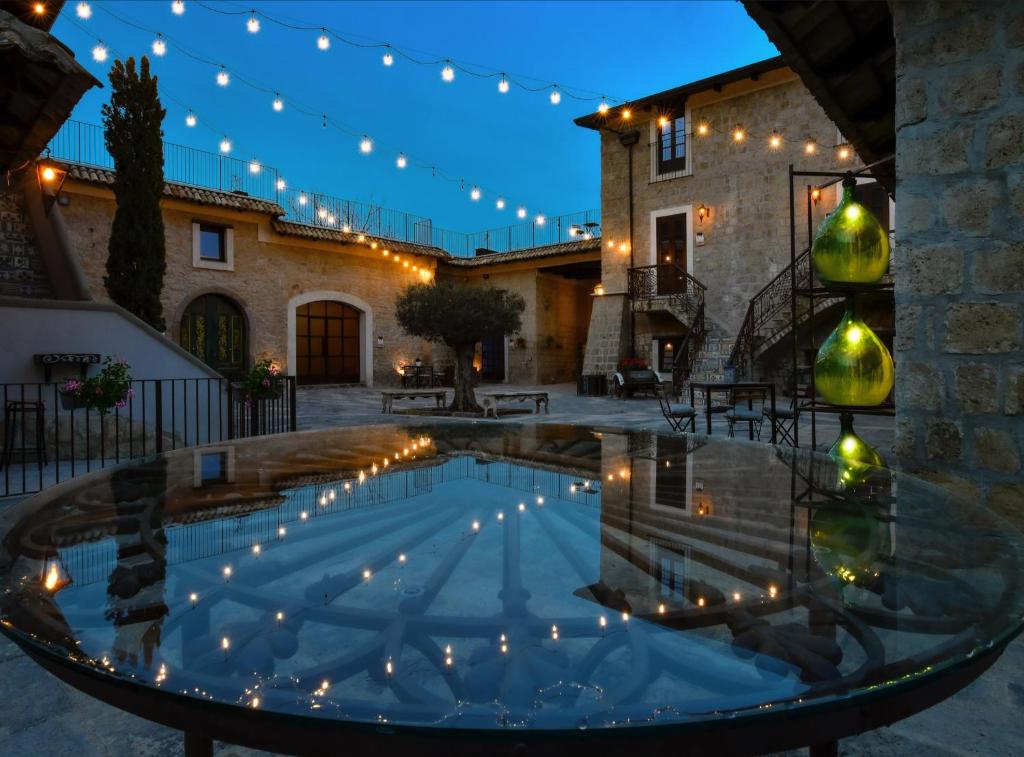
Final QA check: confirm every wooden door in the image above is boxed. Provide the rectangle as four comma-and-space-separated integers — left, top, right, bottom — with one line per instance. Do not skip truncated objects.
295, 301, 361, 384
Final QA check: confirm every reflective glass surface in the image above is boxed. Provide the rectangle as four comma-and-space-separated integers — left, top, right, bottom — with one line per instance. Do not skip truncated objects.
1, 424, 1021, 733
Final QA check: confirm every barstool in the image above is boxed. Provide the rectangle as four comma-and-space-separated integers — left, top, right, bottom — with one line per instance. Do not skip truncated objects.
0, 400, 47, 471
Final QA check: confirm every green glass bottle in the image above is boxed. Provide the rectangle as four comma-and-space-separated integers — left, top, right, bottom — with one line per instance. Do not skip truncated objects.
810, 176, 889, 285
810, 504, 888, 586
829, 412, 886, 488
815, 298, 894, 406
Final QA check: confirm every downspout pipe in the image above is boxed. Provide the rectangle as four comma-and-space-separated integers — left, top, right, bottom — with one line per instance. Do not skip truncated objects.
618, 129, 640, 358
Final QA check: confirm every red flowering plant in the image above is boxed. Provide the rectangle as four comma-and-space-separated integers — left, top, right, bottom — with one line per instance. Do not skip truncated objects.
60, 357, 134, 414
618, 357, 649, 371
240, 358, 283, 407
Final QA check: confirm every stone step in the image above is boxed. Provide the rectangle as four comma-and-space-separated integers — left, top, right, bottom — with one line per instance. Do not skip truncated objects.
0, 189, 52, 299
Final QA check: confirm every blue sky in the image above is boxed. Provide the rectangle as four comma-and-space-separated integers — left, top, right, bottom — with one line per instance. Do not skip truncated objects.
54, 1, 777, 233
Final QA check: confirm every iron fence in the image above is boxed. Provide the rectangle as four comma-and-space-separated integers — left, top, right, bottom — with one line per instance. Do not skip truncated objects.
47, 120, 600, 257
0, 376, 297, 497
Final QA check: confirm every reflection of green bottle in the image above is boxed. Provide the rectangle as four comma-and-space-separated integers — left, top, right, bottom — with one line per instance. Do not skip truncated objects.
811, 177, 889, 285
829, 412, 885, 487
810, 504, 888, 586
815, 299, 894, 406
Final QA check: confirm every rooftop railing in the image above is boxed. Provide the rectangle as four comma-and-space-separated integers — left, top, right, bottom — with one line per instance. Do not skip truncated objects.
47, 120, 600, 257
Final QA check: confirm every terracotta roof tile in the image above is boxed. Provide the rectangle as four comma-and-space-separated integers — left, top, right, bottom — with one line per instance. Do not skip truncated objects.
446, 237, 602, 266
270, 218, 449, 259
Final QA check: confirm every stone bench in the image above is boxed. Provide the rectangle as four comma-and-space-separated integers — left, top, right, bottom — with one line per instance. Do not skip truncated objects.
480, 391, 550, 419
380, 389, 446, 414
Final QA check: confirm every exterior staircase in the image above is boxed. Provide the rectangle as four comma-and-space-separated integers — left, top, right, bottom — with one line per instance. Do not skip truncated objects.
0, 186, 52, 298
681, 320, 735, 408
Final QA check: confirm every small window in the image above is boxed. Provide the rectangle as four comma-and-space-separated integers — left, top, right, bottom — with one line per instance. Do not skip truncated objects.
199, 225, 226, 261
657, 116, 686, 175
200, 451, 229, 484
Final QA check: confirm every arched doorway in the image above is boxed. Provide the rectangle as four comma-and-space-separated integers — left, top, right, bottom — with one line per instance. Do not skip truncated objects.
179, 294, 247, 377
295, 300, 361, 384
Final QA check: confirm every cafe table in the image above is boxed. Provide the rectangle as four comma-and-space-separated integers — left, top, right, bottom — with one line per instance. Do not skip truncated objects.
689, 380, 777, 442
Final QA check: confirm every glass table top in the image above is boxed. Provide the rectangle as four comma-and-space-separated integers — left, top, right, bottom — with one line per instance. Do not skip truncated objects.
1, 423, 1022, 734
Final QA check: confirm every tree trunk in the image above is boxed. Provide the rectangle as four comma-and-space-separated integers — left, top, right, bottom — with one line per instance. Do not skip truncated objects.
450, 344, 481, 412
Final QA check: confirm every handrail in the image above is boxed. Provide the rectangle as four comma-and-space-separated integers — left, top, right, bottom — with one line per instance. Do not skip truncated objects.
671, 300, 705, 390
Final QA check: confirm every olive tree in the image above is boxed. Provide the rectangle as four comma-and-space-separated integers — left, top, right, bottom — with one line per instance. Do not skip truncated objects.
395, 281, 525, 412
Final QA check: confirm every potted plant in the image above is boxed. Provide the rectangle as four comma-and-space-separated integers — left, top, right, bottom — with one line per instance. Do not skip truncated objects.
237, 358, 283, 407
60, 357, 134, 414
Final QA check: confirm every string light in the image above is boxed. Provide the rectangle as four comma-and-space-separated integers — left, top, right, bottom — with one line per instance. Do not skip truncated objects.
622, 108, 632, 120
837, 144, 852, 161
216, 67, 229, 86
498, 76, 509, 94
804, 139, 817, 155
549, 86, 561, 105
171, 0, 185, 15
441, 62, 455, 82
246, 12, 260, 34
298, 193, 307, 205
732, 126, 745, 142
152, 34, 167, 56
535, 214, 546, 226
657, 115, 669, 128
272, 94, 283, 112
359, 135, 373, 154
769, 131, 782, 150
496, 197, 505, 210
516, 207, 527, 219
598, 100, 609, 113
92, 43, 108, 62
185, 110, 196, 127
382, 49, 393, 66
76, 2, 92, 20
470, 186, 481, 201
317, 30, 330, 50
219, 137, 231, 153
396, 153, 407, 169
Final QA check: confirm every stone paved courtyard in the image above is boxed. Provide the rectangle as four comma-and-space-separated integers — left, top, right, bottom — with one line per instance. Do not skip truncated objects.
1, 384, 1020, 756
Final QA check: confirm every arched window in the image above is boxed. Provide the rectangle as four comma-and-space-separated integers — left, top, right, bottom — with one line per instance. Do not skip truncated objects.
180, 294, 247, 377
295, 300, 361, 384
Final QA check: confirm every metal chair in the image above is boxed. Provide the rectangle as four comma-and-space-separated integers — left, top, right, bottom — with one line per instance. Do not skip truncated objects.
655, 384, 697, 433
764, 394, 798, 446
1, 400, 47, 471
726, 387, 767, 440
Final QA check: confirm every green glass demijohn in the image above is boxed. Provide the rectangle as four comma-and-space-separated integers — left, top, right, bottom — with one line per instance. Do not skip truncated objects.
815, 298, 894, 406
810, 176, 890, 285
829, 412, 886, 488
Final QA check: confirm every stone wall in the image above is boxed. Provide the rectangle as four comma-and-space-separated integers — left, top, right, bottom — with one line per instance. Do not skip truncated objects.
585, 69, 841, 376
892, 0, 1024, 516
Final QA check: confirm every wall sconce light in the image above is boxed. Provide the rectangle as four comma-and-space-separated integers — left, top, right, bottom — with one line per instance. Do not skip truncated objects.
36, 159, 67, 214
697, 204, 710, 224
810, 187, 822, 204
593, 283, 605, 296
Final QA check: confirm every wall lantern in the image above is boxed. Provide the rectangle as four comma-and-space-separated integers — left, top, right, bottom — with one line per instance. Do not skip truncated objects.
593, 283, 605, 296
810, 187, 822, 205
697, 204, 710, 224
36, 159, 68, 214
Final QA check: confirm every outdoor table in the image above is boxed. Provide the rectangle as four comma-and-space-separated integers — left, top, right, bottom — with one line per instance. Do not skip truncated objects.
400, 364, 434, 388
1, 423, 1021, 757
690, 380, 777, 442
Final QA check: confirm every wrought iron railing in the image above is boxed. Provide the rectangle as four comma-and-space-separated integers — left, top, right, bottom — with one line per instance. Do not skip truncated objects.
0, 376, 296, 497
672, 300, 705, 390
47, 120, 599, 257
627, 263, 706, 318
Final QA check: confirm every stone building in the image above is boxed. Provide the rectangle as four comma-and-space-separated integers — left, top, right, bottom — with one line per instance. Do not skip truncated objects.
574, 58, 889, 387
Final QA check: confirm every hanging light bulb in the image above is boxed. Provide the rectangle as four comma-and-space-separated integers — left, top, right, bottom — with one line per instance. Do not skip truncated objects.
276, 178, 286, 191
171, 0, 185, 15
837, 144, 852, 161
396, 153, 407, 169
152, 34, 167, 57
247, 12, 260, 34
216, 67, 230, 86
621, 108, 632, 120
185, 111, 196, 127
550, 86, 561, 105
441, 61, 455, 82
219, 137, 231, 154
272, 94, 283, 112
298, 193, 307, 205
516, 206, 527, 219
496, 197, 505, 210
769, 130, 782, 150
498, 75, 510, 94
732, 126, 745, 142
317, 30, 330, 50
359, 135, 373, 154
249, 160, 260, 176
470, 186, 481, 201
76, 2, 91, 20
804, 139, 817, 155
535, 214, 546, 225
91, 43, 108, 63
382, 48, 394, 66
598, 100, 609, 114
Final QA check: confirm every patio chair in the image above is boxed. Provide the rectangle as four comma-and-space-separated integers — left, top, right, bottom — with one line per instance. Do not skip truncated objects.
726, 387, 767, 440
655, 384, 696, 433
764, 394, 798, 446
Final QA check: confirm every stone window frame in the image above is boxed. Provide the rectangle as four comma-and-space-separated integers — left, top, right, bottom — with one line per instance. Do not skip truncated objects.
649, 104, 693, 183
192, 220, 234, 271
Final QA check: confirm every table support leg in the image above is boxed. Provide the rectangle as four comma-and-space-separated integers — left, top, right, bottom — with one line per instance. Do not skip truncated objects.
184, 731, 213, 757
808, 740, 838, 757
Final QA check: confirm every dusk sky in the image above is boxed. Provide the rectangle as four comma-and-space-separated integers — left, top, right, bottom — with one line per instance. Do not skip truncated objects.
54, 1, 778, 234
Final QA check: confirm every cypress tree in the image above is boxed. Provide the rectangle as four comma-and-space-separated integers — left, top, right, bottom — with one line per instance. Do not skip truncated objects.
102, 57, 167, 331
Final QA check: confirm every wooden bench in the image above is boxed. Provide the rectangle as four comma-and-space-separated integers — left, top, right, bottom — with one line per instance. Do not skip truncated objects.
380, 389, 447, 414
480, 391, 550, 419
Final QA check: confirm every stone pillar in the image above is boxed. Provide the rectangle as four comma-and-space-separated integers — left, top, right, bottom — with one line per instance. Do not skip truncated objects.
581, 293, 630, 376
893, 0, 1024, 517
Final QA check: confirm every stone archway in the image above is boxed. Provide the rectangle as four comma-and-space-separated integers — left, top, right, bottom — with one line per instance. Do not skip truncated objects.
179, 293, 248, 378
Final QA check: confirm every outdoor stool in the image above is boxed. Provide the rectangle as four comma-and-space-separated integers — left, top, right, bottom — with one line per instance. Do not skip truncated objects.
1, 400, 47, 470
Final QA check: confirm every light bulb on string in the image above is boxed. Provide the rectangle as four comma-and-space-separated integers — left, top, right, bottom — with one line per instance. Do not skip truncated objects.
769, 131, 782, 150
359, 135, 373, 154
441, 61, 455, 82
396, 153, 407, 169
219, 137, 231, 154
498, 76, 509, 94
298, 193, 307, 205
470, 186, 481, 201
249, 160, 260, 175
804, 139, 817, 155
549, 86, 561, 105
621, 108, 632, 120
317, 30, 330, 50
732, 125, 745, 142
92, 43, 108, 63
535, 214, 546, 226
272, 94, 283, 112
837, 144, 852, 161
185, 111, 196, 127
382, 48, 393, 66
276, 178, 286, 191
216, 67, 229, 86
247, 13, 260, 34
171, 0, 185, 15
598, 100, 609, 114
516, 207, 527, 219
76, 2, 91, 20
496, 197, 505, 210
152, 35, 167, 57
